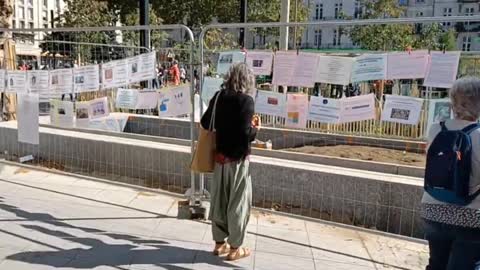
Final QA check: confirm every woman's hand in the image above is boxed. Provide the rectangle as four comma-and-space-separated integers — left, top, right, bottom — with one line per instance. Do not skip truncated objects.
252, 115, 261, 130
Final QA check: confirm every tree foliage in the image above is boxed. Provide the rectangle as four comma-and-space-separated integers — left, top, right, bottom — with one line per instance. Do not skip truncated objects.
0, 0, 13, 28
350, 0, 456, 51
121, 8, 168, 50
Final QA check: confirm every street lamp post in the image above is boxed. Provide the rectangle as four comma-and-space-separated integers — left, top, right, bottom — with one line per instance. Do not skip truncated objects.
239, 0, 247, 48
139, 0, 150, 49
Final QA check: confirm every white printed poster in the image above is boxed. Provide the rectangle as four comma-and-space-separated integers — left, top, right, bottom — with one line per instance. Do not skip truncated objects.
27, 70, 49, 94
50, 68, 73, 95
217, 51, 246, 75
246, 51, 274, 75
423, 51, 461, 89
75, 101, 90, 128
308, 96, 342, 124
381, 95, 424, 125
74, 65, 100, 93
316, 56, 354, 85
128, 52, 157, 83
50, 99, 74, 127
116, 88, 139, 109
202, 77, 223, 105
427, 98, 453, 133
351, 54, 387, 82
6, 71, 27, 93
89, 97, 110, 119
272, 52, 319, 87
255, 90, 286, 118
158, 86, 191, 118
387, 51, 430, 80
286, 94, 309, 129
0, 70, 6, 91
136, 90, 160, 109
17, 93, 39, 145
341, 94, 376, 123
102, 59, 128, 89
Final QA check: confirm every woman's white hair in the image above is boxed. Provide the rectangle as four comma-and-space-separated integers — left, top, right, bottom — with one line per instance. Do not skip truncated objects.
450, 77, 480, 121
222, 63, 256, 96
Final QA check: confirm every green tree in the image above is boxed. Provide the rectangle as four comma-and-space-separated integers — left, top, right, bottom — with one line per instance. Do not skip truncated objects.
121, 8, 168, 50
0, 0, 13, 28
349, 0, 416, 51
439, 29, 457, 51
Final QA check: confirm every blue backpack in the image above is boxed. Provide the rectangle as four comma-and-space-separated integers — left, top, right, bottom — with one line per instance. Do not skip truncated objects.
425, 122, 480, 205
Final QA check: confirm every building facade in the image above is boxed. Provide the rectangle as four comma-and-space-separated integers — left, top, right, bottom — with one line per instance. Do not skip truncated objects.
302, 0, 480, 51
7, 0, 65, 63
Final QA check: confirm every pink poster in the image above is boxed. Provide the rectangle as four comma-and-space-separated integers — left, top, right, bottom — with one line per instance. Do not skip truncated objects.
286, 94, 309, 129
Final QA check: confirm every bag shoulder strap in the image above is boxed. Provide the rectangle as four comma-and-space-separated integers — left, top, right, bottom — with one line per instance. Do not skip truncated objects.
462, 123, 480, 135
209, 92, 221, 131
440, 121, 448, 132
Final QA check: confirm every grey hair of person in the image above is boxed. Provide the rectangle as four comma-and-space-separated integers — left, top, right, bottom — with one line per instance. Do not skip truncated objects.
449, 77, 480, 121
222, 63, 256, 97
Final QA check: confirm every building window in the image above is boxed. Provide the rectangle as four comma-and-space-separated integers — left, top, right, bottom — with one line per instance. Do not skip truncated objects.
28, 0, 33, 6
43, 0, 48, 8
314, 29, 322, 47
416, 0, 425, 3
335, 3, 343, 19
55, 0, 60, 9
443, 8, 453, 26
333, 29, 342, 46
354, 0, 363, 19
43, 10, 48, 21
12, 20, 16, 29
315, 4, 323, 20
29, 22, 34, 29
43, 23, 48, 29
465, 7, 475, 26
28, 8, 33, 20
20, 21, 25, 29
18, 7, 25, 19
416, 12, 424, 17
463, 36, 472, 51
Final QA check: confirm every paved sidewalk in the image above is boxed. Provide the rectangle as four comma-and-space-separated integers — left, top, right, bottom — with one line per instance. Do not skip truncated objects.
0, 162, 428, 270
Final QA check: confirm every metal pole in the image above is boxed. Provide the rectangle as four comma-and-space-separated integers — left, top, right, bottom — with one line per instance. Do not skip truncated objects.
293, 0, 298, 49
239, 0, 247, 48
139, 0, 150, 49
280, 0, 290, 50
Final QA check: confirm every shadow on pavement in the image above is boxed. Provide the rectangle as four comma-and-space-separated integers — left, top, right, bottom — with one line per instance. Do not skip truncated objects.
0, 196, 239, 270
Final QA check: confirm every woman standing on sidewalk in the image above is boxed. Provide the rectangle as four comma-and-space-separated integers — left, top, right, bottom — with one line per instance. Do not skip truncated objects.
200, 63, 260, 261
423, 77, 480, 270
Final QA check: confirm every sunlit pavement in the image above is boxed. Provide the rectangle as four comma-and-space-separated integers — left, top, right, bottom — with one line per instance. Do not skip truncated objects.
0, 162, 428, 270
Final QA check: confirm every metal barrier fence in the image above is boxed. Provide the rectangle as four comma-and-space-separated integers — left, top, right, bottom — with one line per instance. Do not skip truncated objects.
0, 24, 201, 202
199, 15, 480, 142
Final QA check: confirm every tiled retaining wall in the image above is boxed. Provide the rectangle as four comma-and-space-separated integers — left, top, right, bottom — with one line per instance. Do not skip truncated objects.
0, 123, 425, 239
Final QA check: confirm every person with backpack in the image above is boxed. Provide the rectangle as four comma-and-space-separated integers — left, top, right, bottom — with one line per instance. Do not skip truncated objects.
423, 77, 480, 270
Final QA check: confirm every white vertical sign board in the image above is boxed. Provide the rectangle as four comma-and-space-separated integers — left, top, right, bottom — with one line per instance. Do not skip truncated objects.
351, 54, 387, 82
75, 101, 90, 128
50, 100, 74, 127
0, 70, 6, 91
136, 90, 160, 109
27, 70, 49, 94
308, 96, 342, 124
381, 95, 424, 125
217, 51, 246, 75
246, 51, 274, 75
423, 51, 461, 89
286, 94, 309, 129
315, 56, 354, 85
255, 90, 286, 118
386, 51, 429, 80
74, 65, 100, 93
202, 77, 223, 105
6, 71, 27, 93
17, 93, 39, 145
49, 68, 73, 95
116, 88, 139, 109
158, 86, 192, 117
128, 52, 157, 83
341, 94, 376, 123
102, 59, 129, 89
272, 52, 319, 87
89, 97, 110, 119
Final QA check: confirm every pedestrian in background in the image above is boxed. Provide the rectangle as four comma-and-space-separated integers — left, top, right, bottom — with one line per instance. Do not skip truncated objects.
423, 77, 480, 270
200, 63, 260, 261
